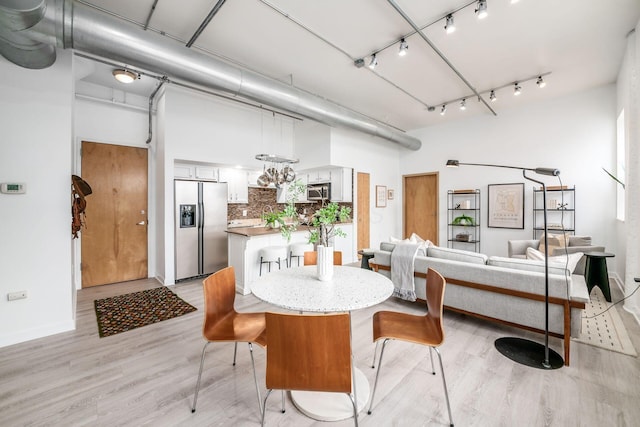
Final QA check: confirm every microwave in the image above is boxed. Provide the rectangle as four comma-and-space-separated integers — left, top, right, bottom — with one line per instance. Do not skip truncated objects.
307, 183, 330, 201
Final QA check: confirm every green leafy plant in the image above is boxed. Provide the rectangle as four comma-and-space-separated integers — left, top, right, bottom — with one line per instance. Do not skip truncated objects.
602, 167, 625, 189
452, 214, 475, 226
262, 208, 285, 228
308, 202, 351, 247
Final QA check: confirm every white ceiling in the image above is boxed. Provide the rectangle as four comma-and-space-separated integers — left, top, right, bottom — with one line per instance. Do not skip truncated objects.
77, 0, 640, 132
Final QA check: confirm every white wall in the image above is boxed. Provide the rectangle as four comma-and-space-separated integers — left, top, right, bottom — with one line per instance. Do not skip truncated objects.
403, 85, 618, 267
330, 127, 403, 248
0, 52, 75, 347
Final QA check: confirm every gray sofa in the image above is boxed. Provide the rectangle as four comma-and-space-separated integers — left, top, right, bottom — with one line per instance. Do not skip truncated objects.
370, 243, 590, 365
508, 235, 604, 275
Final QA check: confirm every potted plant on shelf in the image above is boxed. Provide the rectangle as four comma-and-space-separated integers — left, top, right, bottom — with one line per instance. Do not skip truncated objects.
452, 214, 475, 226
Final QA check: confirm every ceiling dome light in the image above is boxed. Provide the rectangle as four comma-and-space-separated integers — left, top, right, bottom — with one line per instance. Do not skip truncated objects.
368, 54, 378, 69
489, 90, 497, 102
460, 99, 467, 110
536, 76, 546, 88
440, 104, 447, 115
398, 39, 408, 56
112, 69, 138, 84
475, 0, 488, 19
514, 83, 522, 96
444, 14, 456, 34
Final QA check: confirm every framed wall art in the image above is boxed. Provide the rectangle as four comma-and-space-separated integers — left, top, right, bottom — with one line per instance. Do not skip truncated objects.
487, 183, 524, 229
376, 185, 387, 207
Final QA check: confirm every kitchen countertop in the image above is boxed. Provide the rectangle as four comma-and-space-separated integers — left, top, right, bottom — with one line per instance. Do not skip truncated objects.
226, 221, 353, 237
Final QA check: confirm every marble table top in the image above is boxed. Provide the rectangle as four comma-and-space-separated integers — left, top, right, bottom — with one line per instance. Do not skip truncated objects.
250, 265, 393, 312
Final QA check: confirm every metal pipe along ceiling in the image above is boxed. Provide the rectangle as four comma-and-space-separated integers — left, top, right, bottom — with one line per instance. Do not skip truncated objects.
0, 0, 422, 150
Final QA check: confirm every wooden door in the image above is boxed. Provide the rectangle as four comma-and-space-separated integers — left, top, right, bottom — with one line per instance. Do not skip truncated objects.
81, 141, 148, 287
403, 173, 438, 243
357, 172, 370, 254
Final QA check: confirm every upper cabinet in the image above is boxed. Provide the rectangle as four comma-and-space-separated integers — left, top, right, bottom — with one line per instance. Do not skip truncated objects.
307, 169, 332, 183
329, 167, 352, 202
219, 168, 249, 203
174, 163, 218, 181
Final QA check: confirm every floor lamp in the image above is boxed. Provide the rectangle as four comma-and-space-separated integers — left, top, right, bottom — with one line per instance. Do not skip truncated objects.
446, 160, 564, 369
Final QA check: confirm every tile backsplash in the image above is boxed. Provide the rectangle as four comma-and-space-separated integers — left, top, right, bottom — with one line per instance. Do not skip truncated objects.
227, 187, 352, 223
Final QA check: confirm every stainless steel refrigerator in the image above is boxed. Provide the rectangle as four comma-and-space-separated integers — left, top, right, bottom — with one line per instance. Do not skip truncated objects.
175, 180, 228, 281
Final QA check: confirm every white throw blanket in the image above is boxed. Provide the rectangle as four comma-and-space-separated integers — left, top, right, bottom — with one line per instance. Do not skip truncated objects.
390, 242, 421, 301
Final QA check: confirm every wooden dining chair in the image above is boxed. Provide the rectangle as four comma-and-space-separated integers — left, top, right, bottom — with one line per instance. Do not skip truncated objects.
261, 312, 357, 426
191, 266, 267, 417
303, 250, 343, 266
367, 268, 454, 427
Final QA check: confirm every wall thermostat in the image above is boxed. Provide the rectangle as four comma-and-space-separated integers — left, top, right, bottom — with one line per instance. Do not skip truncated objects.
1, 183, 26, 194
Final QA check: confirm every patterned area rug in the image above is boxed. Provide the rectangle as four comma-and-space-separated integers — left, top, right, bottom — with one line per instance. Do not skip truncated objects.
94, 287, 197, 338
573, 287, 637, 357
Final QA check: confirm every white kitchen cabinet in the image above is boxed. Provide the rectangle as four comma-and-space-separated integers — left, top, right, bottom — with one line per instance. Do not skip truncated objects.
307, 169, 332, 183
329, 167, 353, 202
174, 163, 218, 181
219, 168, 249, 203
331, 223, 354, 264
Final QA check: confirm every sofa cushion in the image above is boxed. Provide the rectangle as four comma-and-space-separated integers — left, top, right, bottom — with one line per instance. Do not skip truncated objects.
568, 236, 591, 247
427, 246, 488, 265
538, 232, 568, 253
488, 255, 568, 276
526, 247, 583, 273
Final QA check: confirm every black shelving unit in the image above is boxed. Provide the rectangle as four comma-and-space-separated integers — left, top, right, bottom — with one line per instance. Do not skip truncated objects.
447, 189, 481, 253
533, 186, 575, 238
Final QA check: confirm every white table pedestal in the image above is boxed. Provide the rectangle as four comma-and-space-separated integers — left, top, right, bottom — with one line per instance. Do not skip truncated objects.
290, 368, 370, 421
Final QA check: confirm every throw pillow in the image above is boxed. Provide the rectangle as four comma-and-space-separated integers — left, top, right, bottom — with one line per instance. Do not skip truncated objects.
538, 232, 567, 254
526, 247, 583, 273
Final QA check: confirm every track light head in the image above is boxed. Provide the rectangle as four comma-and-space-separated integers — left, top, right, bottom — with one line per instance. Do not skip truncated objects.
536, 76, 546, 88
445, 14, 456, 34
368, 54, 378, 69
112, 69, 138, 84
440, 104, 447, 115
514, 83, 522, 96
460, 99, 467, 110
475, 0, 488, 19
489, 90, 497, 102
398, 39, 409, 56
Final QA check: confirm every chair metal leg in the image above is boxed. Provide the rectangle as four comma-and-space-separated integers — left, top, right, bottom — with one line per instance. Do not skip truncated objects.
248, 342, 263, 417
367, 338, 389, 415
233, 342, 238, 366
371, 341, 380, 368
433, 347, 454, 427
191, 341, 211, 413
428, 346, 436, 375
280, 390, 285, 413
261, 389, 273, 427
259, 257, 263, 276
347, 392, 359, 427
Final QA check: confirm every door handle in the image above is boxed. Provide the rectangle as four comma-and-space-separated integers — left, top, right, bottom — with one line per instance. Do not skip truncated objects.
136, 221, 146, 226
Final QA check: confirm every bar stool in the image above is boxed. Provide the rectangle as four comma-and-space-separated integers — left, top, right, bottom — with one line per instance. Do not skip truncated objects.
259, 246, 288, 276
289, 243, 314, 267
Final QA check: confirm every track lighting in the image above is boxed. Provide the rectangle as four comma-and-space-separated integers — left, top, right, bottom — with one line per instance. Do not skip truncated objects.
444, 14, 456, 34
112, 69, 138, 84
514, 83, 522, 96
460, 99, 467, 110
475, 0, 488, 19
536, 76, 546, 88
440, 104, 447, 115
398, 39, 408, 56
489, 90, 497, 102
369, 54, 378, 69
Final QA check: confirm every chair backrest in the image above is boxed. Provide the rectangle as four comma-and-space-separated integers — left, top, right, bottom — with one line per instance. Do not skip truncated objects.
202, 266, 237, 331
425, 267, 446, 345
265, 312, 352, 393
303, 251, 343, 266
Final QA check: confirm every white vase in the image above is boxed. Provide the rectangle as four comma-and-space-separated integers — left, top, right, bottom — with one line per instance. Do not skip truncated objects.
316, 245, 334, 281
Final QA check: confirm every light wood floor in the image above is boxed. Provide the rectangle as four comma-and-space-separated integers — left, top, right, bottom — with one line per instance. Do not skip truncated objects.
1, 275, 639, 426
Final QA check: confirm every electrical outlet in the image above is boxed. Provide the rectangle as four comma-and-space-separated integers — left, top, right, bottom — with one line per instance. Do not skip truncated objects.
7, 291, 27, 301
242, 209, 247, 217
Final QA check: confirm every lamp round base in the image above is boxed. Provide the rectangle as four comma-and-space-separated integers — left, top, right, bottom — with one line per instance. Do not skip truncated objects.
495, 337, 564, 369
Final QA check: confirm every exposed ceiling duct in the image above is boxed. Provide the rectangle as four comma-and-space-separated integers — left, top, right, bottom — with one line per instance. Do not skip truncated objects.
0, 0, 422, 150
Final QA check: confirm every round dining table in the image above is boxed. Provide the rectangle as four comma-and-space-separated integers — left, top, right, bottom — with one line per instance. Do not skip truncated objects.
251, 265, 394, 422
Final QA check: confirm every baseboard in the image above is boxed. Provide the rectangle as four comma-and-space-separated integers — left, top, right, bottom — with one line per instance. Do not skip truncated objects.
0, 319, 75, 349
611, 273, 640, 327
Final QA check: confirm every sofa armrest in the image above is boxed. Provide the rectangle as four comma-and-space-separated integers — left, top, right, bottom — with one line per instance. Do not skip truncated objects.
550, 245, 605, 276
508, 239, 540, 257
